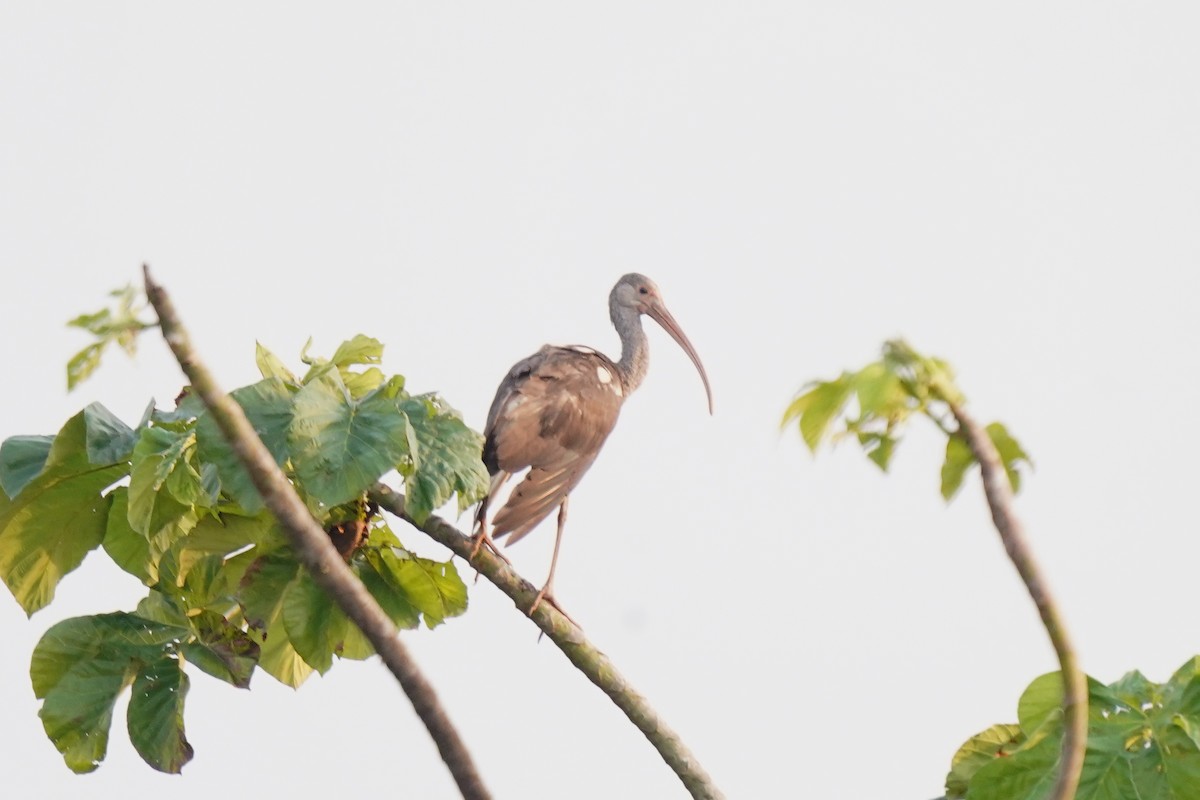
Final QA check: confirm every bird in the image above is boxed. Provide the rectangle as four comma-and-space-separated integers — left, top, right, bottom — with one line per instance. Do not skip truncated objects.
472, 273, 713, 617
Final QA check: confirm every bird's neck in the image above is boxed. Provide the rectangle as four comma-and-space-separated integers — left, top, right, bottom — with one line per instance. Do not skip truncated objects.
612, 305, 649, 395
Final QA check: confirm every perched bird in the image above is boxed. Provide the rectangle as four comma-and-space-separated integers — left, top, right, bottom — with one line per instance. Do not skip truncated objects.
473, 273, 713, 615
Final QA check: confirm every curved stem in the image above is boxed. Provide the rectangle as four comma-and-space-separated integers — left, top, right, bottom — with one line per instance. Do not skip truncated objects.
949, 403, 1085, 800
369, 483, 727, 800
143, 266, 492, 800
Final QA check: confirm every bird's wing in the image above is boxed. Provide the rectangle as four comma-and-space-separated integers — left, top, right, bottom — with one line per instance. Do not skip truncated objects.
481, 346, 624, 542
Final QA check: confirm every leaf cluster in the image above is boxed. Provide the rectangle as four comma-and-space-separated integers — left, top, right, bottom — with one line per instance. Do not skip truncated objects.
947, 660, 1200, 799
0, 336, 489, 774
65, 284, 155, 390
782, 339, 1031, 500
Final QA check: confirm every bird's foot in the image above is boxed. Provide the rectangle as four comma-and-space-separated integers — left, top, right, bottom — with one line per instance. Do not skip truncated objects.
529, 588, 578, 628
468, 530, 511, 566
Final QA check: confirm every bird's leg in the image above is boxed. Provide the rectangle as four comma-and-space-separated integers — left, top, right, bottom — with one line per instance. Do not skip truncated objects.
529, 497, 571, 620
469, 472, 512, 566
469, 493, 512, 567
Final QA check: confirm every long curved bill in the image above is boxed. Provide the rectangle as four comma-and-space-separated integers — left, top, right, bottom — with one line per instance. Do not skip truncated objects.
646, 300, 714, 414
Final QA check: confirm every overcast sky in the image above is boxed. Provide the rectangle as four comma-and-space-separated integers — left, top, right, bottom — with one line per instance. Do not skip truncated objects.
2, 3, 1199, 798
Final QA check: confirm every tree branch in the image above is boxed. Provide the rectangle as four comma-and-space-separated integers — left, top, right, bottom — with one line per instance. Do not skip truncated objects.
949, 403, 1086, 800
142, 265, 492, 800
368, 483, 727, 800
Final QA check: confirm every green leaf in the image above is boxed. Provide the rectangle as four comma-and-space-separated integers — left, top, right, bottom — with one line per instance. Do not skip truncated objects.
356, 558, 420, 630
329, 334, 384, 369
298, 334, 385, 387
31, 613, 192, 774
856, 431, 897, 472
782, 374, 854, 453
37, 652, 130, 773
944, 723, 1023, 798
1167, 659, 1200, 701
289, 372, 415, 508
67, 342, 106, 391
254, 341, 297, 383
344, 366, 387, 398
127, 425, 194, 536
238, 552, 312, 687
1, 405, 131, 500
365, 543, 467, 629
940, 433, 975, 502
127, 655, 194, 773
83, 403, 138, 464
134, 590, 191, 628
853, 361, 908, 418
0, 434, 53, 498
67, 308, 113, 333
281, 572, 351, 674
180, 610, 259, 689
986, 422, 1032, 494
0, 411, 126, 614
170, 510, 280, 587
102, 488, 152, 584
195, 377, 295, 514
400, 395, 489, 523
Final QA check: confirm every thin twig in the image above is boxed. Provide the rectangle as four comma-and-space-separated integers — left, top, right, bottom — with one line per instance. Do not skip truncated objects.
142, 265, 492, 800
368, 483, 727, 800
949, 403, 1086, 800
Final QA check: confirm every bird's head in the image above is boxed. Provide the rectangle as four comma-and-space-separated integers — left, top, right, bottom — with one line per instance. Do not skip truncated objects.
611, 273, 714, 414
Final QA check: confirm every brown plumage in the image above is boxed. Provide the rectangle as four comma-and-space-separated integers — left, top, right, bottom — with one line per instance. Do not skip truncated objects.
472, 274, 713, 616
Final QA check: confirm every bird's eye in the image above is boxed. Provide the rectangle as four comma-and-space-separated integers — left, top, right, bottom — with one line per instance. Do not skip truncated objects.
638, 286, 649, 295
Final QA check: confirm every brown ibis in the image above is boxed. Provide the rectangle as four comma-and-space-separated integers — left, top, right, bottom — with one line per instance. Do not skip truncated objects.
472, 273, 713, 615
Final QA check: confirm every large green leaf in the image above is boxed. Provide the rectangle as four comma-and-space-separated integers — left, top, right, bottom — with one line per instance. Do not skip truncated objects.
0, 411, 126, 614
289, 372, 416, 508
83, 403, 138, 464
128, 655, 193, 773
238, 552, 312, 687
281, 572, 352, 674
400, 395, 490, 523
102, 488, 152, 584
0, 434, 53, 498
364, 540, 467, 629
195, 377, 295, 514
356, 559, 420, 631
31, 613, 194, 774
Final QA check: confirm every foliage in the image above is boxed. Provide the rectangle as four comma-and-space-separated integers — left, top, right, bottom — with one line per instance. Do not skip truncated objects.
65, 284, 155, 390
0, 314, 489, 774
782, 339, 1031, 499
946, 660, 1200, 799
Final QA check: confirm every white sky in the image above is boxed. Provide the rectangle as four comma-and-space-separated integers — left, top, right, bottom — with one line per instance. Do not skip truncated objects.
2, 3, 1199, 798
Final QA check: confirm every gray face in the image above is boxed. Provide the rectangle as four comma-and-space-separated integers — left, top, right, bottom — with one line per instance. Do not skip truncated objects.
613, 273, 713, 414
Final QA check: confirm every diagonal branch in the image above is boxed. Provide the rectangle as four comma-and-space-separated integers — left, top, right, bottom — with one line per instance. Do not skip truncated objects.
949, 403, 1086, 800
142, 265, 492, 800
368, 483, 727, 800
